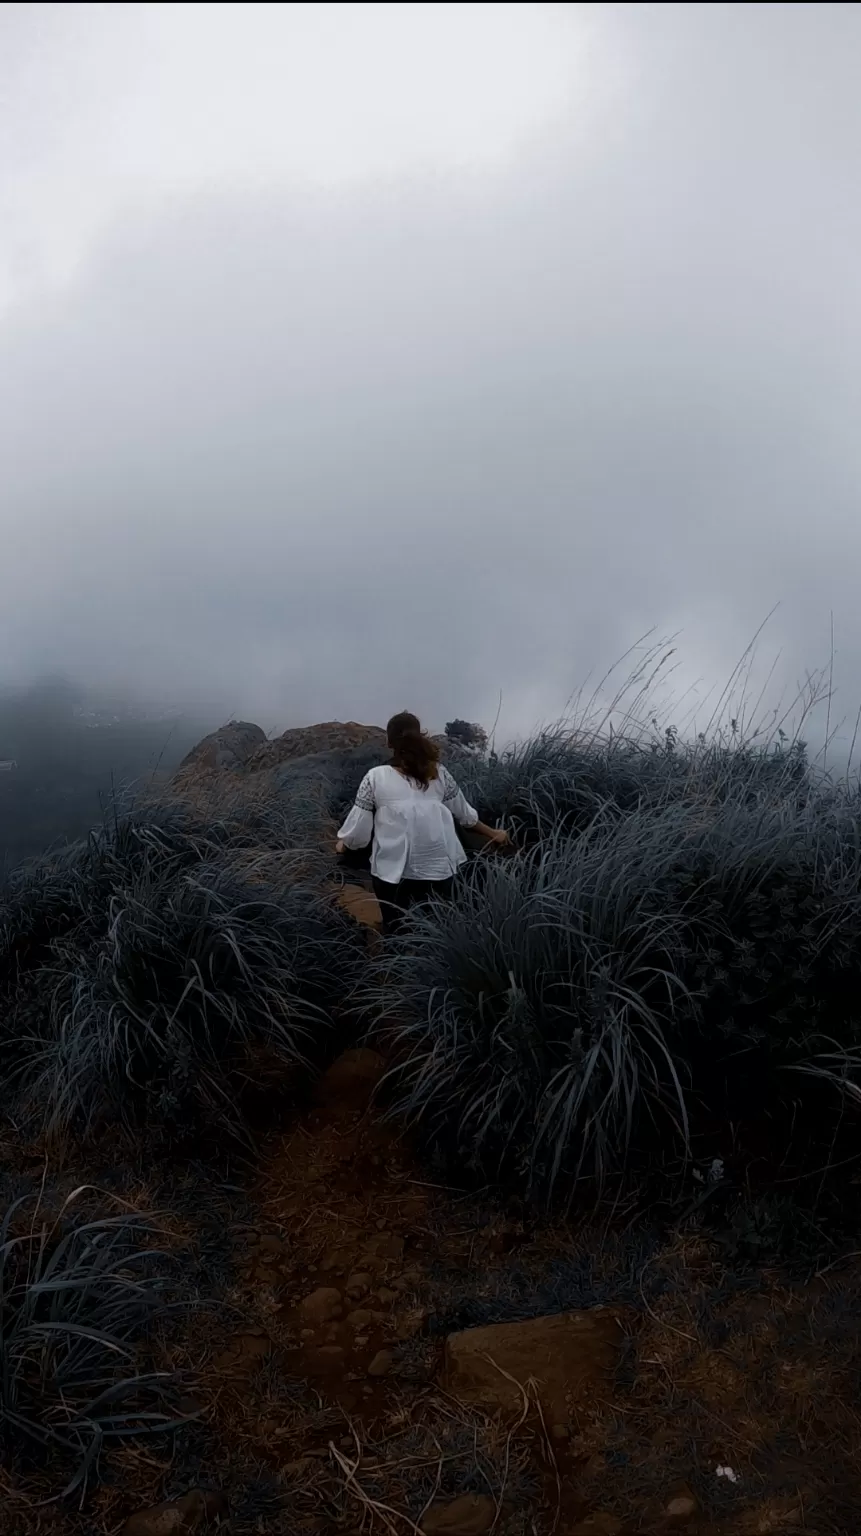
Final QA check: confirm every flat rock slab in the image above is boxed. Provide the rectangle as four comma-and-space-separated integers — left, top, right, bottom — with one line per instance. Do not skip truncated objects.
337, 883, 382, 930
444, 1307, 629, 1422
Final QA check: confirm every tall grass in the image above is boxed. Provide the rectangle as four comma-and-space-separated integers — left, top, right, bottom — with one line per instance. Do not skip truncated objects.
364, 818, 696, 1197
363, 778, 861, 1204
0, 1187, 185, 1495
0, 791, 365, 1141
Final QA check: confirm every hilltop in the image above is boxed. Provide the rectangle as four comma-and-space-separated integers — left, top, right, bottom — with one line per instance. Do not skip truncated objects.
1, 691, 860, 1535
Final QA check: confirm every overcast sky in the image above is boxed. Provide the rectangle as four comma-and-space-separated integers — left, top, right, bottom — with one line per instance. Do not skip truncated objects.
2, 3, 859, 745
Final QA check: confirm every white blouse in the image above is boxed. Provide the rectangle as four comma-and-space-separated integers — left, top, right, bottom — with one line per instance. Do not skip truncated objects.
337, 763, 479, 884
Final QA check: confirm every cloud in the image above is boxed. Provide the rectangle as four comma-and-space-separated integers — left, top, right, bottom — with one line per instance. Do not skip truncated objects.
1, 4, 859, 747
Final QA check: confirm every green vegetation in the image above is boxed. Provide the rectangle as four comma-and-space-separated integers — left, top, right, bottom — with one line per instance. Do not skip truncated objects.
1, 795, 365, 1142
0, 1188, 183, 1495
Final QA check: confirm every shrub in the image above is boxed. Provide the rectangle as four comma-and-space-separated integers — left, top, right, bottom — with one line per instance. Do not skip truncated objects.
363, 818, 696, 1199
455, 726, 814, 849
363, 792, 861, 1204
0, 793, 366, 1140
0, 1188, 184, 1495
444, 720, 488, 753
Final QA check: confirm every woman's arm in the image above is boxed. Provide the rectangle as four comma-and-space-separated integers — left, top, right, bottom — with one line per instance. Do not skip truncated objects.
440, 766, 509, 845
335, 773, 375, 853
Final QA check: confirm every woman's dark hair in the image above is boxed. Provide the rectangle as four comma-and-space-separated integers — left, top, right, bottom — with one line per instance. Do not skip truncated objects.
387, 711, 440, 788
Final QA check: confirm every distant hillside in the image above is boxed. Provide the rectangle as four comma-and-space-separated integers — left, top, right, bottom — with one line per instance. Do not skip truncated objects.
0, 680, 213, 869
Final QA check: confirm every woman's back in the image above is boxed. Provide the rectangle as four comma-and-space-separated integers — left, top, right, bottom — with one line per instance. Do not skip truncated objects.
341, 761, 478, 883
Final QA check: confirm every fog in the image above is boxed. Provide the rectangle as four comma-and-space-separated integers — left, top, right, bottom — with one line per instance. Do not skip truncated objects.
2, 3, 860, 745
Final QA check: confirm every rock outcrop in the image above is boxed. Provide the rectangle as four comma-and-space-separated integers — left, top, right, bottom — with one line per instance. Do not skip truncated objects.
176, 719, 267, 775
248, 720, 388, 772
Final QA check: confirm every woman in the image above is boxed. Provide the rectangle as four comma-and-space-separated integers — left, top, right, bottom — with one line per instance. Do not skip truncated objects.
336, 711, 508, 934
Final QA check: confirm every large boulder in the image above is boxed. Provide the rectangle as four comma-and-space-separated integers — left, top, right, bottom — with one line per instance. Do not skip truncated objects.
176, 719, 267, 775
248, 721, 388, 771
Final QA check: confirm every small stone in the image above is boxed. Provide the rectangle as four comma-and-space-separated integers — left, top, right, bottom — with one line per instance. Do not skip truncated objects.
121, 1491, 227, 1536
421, 1493, 495, 1535
570, 1517, 623, 1536
363, 1234, 405, 1263
354, 1335, 370, 1348
299, 1287, 343, 1325
666, 1487, 698, 1520
367, 1348, 394, 1377
345, 1272, 372, 1299
300, 1328, 315, 1340
346, 1309, 374, 1329
391, 1268, 422, 1291
376, 1287, 396, 1305
376, 1218, 387, 1230
551, 1423, 569, 1441
396, 1308, 427, 1340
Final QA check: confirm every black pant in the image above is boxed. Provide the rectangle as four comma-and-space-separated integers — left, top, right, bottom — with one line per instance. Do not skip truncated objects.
371, 875, 454, 935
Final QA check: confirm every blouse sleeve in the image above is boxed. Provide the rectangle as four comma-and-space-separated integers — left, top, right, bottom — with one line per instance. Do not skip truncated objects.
337, 772, 375, 849
440, 765, 479, 828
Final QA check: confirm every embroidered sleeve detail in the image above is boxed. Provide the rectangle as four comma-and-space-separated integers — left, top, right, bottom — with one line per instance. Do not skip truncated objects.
355, 772, 376, 812
440, 765, 458, 804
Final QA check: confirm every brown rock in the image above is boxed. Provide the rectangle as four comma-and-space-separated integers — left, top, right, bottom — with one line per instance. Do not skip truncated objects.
665, 1485, 698, 1520
570, 1518, 623, 1536
362, 1233, 405, 1265
299, 1287, 343, 1325
176, 720, 267, 776
376, 1286, 397, 1305
396, 1307, 427, 1340
346, 1309, 375, 1328
320, 1246, 353, 1273
345, 1272, 372, 1299
367, 1348, 394, 1376
259, 1234, 287, 1255
444, 1308, 629, 1422
421, 1493, 496, 1535
338, 885, 383, 930
212, 1331, 270, 1374
121, 1490, 227, 1535
249, 721, 388, 772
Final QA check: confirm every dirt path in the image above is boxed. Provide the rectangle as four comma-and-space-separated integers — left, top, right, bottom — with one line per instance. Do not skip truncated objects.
165, 1043, 861, 1536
